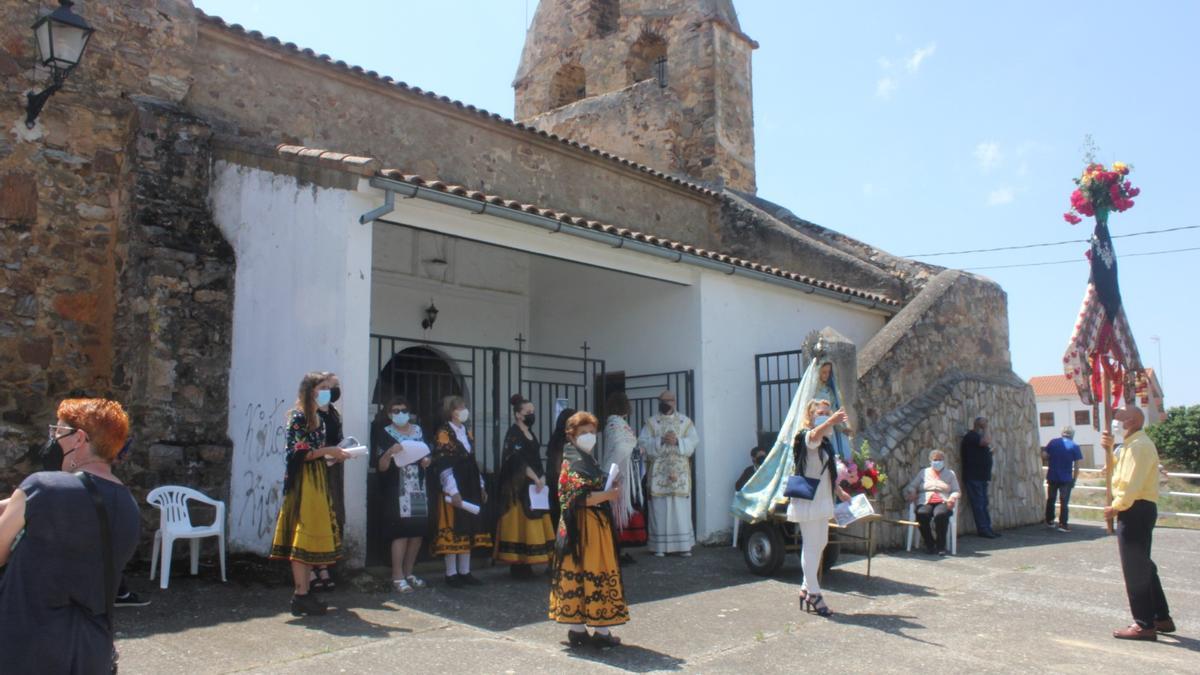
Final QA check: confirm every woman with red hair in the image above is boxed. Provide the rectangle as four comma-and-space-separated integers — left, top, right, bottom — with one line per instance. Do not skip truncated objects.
0, 398, 141, 673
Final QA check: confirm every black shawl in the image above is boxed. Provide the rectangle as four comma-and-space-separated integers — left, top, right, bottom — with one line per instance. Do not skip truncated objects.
497, 424, 545, 519
553, 443, 617, 571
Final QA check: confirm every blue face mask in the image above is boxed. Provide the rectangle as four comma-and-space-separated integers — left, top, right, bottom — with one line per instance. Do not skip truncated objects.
931, 460, 945, 471
814, 415, 830, 427
316, 390, 332, 407
391, 411, 410, 426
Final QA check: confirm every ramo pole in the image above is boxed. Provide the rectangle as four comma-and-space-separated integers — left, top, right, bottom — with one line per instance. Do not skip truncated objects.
1101, 366, 1115, 534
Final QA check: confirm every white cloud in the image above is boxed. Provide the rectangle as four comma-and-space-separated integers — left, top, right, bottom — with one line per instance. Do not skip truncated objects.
877, 57, 893, 70
974, 141, 1002, 172
987, 187, 1015, 206
906, 43, 937, 73
876, 77, 898, 99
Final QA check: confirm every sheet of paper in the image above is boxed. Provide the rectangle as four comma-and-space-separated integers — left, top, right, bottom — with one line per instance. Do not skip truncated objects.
443, 496, 481, 515
604, 463, 620, 491
392, 440, 431, 468
834, 493, 875, 527
338, 436, 361, 449
529, 484, 550, 511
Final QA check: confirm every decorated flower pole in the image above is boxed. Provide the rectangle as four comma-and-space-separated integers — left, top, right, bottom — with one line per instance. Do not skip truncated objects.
1061, 161, 1144, 534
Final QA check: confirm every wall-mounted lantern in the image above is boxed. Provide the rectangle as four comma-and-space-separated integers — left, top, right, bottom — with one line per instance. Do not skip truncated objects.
26, 0, 96, 129
421, 301, 440, 330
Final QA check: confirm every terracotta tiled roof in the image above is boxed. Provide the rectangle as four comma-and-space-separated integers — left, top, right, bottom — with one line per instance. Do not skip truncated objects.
195, 10, 720, 199
265, 143, 898, 307
1029, 375, 1077, 397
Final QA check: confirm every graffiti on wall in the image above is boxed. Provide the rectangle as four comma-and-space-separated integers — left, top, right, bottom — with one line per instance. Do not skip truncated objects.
234, 398, 288, 543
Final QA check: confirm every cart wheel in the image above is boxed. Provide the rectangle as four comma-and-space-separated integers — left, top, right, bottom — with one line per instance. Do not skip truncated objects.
743, 522, 785, 577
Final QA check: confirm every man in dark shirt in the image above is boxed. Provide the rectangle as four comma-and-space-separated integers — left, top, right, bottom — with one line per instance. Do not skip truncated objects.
961, 416, 1000, 538
735, 446, 768, 491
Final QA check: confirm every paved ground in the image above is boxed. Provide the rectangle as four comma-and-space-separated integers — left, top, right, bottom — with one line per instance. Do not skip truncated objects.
116, 522, 1198, 673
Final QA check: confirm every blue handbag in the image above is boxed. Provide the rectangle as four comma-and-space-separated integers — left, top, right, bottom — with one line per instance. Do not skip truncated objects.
784, 475, 821, 500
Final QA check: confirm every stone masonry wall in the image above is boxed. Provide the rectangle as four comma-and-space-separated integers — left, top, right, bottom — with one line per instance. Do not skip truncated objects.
855, 270, 1043, 545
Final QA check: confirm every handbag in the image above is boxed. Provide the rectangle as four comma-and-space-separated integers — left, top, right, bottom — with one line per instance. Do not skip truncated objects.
783, 475, 821, 500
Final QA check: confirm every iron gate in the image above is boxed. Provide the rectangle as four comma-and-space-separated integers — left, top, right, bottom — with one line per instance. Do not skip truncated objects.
755, 349, 805, 447
624, 369, 695, 435
368, 334, 606, 472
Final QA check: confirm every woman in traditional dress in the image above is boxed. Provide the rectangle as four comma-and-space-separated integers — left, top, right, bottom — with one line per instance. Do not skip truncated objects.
373, 395, 432, 593
494, 394, 556, 578
428, 395, 490, 587
312, 371, 343, 592
270, 371, 351, 616
603, 391, 645, 557
787, 398, 852, 618
549, 411, 629, 648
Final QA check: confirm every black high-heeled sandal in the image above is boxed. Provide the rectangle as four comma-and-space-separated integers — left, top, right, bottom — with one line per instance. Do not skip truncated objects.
798, 588, 809, 610
567, 629, 590, 647
805, 593, 833, 618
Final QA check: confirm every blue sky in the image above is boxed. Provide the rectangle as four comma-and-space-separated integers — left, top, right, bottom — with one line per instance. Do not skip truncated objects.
194, 1, 1200, 406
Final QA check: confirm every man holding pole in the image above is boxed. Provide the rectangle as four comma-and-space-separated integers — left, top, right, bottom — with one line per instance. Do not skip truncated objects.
1101, 405, 1174, 641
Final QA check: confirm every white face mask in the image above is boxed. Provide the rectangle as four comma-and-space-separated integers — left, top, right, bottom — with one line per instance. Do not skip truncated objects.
455, 409, 470, 424
574, 432, 597, 452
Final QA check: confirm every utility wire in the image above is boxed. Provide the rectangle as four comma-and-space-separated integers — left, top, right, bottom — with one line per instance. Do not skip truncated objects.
904, 225, 1200, 257
965, 246, 1200, 271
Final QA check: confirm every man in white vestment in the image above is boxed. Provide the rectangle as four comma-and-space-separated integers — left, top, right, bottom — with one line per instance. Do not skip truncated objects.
639, 390, 698, 556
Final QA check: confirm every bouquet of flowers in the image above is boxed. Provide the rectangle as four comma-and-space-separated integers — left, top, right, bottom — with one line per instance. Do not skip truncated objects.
836, 440, 888, 498
1063, 161, 1139, 224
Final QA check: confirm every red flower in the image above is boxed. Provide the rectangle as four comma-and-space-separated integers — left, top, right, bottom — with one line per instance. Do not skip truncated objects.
1064, 212, 1083, 224
1128, 186, 1140, 197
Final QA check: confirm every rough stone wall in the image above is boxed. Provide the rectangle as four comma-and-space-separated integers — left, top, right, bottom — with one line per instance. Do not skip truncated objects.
854, 270, 1043, 545
1, 0, 197, 477
514, 0, 756, 191
183, 22, 719, 250
1, 0, 233, 552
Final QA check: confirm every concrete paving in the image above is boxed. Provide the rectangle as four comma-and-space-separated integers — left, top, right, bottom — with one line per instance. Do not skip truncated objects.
115, 522, 1199, 673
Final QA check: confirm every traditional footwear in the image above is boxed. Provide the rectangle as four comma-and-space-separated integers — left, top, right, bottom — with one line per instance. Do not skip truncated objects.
1154, 618, 1176, 634
308, 571, 326, 592
1113, 623, 1157, 641
444, 574, 463, 588
567, 629, 590, 648
290, 593, 327, 617
406, 574, 427, 589
804, 593, 833, 618
393, 579, 414, 594
458, 573, 483, 586
591, 632, 622, 648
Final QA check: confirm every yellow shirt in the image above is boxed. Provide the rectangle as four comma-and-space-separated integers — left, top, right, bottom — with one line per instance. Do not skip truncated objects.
1111, 430, 1160, 511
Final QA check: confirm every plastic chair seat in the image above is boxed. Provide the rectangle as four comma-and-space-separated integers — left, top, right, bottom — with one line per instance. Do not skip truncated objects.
905, 500, 959, 555
147, 485, 228, 590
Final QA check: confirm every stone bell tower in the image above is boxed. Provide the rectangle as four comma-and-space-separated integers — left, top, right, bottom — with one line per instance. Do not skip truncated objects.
513, 0, 757, 193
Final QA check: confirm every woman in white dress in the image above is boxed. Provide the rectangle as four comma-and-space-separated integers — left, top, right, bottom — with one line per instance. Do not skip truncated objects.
787, 398, 851, 617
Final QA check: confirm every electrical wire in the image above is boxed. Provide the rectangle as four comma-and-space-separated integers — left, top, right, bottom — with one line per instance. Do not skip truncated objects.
964, 246, 1200, 271
903, 225, 1200, 257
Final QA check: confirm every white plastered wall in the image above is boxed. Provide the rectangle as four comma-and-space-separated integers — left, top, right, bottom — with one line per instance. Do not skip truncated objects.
695, 273, 887, 540
211, 163, 374, 564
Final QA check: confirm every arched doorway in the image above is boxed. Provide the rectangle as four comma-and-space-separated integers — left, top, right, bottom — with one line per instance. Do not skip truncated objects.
367, 346, 465, 565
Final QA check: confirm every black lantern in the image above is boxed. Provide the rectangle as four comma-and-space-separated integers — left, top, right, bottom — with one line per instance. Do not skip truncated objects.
26, 0, 96, 129
421, 302, 439, 330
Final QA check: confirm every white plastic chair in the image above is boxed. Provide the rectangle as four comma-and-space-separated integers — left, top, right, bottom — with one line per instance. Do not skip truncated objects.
905, 500, 959, 555
147, 486, 227, 589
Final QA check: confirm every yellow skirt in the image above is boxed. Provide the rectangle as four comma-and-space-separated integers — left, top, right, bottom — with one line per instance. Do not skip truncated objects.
432, 499, 493, 556
269, 460, 341, 565
548, 509, 629, 626
494, 503, 555, 564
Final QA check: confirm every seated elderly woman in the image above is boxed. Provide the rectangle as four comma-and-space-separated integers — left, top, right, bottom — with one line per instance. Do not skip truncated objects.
903, 449, 961, 555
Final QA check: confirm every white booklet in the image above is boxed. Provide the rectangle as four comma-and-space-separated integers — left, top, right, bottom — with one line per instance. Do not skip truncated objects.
443, 495, 481, 515
834, 493, 875, 527
529, 484, 550, 511
392, 440, 431, 468
604, 463, 620, 491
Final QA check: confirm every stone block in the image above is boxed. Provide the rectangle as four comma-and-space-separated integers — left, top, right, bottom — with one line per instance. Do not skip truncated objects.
0, 174, 37, 223
197, 445, 229, 463
17, 338, 52, 368
148, 443, 184, 471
